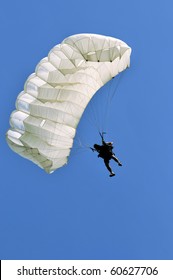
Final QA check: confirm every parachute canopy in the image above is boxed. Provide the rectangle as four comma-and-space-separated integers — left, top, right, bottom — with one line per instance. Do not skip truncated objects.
6, 33, 131, 173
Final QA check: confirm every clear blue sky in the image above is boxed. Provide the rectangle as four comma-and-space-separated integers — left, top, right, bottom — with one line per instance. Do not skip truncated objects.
1, 0, 173, 260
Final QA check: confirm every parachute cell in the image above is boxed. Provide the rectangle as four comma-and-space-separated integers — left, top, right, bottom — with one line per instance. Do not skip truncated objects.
6, 33, 131, 173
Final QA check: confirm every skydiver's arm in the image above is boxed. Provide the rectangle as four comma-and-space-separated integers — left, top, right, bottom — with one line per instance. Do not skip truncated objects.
99, 132, 106, 145
90, 147, 100, 157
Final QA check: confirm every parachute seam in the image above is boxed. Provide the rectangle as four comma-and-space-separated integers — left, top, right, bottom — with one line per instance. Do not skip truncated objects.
29, 108, 80, 122
23, 118, 75, 138
19, 146, 68, 170
8, 124, 75, 139
47, 54, 70, 77
22, 131, 73, 148
66, 39, 86, 61
24, 82, 93, 102
37, 91, 90, 105
59, 47, 78, 68
18, 97, 86, 111
21, 132, 73, 152
42, 71, 101, 92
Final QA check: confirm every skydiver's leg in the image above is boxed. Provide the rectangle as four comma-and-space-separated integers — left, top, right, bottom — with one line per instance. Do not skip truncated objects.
111, 155, 122, 166
104, 159, 115, 176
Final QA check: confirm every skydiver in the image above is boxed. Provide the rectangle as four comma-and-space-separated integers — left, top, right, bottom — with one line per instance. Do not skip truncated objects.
91, 133, 122, 177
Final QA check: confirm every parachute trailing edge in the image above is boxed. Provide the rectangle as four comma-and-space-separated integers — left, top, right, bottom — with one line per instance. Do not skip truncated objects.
6, 33, 131, 173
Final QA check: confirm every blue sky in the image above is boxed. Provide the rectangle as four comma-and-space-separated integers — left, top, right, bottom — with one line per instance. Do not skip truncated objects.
1, 0, 173, 260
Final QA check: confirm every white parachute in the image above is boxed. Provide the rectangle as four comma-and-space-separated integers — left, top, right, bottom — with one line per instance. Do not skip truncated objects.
6, 33, 131, 173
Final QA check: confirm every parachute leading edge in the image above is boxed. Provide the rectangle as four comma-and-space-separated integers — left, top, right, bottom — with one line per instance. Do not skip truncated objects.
6, 33, 131, 173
